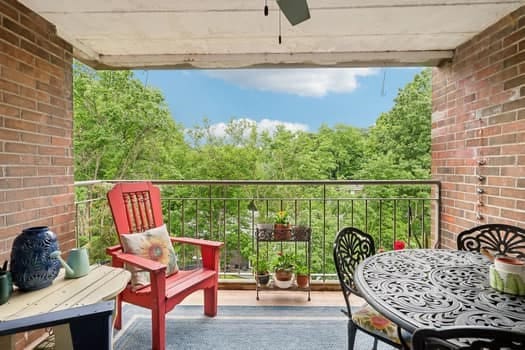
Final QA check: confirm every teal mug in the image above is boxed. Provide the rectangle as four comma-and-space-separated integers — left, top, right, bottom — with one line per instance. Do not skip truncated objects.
0, 271, 13, 305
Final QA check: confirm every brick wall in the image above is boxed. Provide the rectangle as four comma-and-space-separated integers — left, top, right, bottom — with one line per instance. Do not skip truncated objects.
0, 1, 74, 347
432, 7, 525, 249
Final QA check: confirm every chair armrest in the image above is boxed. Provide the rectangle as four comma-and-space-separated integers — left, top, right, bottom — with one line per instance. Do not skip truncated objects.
106, 244, 122, 254
108, 253, 167, 295
106, 245, 166, 273
112, 252, 166, 273
171, 237, 224, 248
171, 237, 224, 271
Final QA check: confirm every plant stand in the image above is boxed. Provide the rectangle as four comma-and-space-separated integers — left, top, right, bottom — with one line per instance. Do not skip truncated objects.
255, 226, 311, 301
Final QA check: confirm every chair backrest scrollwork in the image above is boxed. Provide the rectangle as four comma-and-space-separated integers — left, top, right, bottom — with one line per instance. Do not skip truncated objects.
333, 227, 375, 316
456, 224, 525, 259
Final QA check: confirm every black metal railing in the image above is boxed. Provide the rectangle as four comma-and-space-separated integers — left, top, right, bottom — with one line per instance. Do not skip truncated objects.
74, 179, 441, 284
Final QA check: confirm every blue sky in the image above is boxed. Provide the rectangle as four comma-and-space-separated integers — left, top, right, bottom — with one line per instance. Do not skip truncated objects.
135, 67, 422, 134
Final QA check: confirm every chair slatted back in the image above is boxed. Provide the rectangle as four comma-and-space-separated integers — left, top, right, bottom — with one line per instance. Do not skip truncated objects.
107, 182, 164, 238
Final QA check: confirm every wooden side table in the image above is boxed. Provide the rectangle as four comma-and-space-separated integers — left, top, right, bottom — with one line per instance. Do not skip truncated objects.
0, 265, 130, 350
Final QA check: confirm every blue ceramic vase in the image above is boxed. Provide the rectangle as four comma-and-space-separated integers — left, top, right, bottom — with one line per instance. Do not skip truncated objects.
10, 226, 61, 291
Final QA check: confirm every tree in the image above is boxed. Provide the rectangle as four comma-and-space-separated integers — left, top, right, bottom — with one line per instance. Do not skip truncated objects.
356, 69, 433, 246
315, 124, 366, 179
73, 63, 433, 274
360, 68, 432, 180
73, 63, 188, 180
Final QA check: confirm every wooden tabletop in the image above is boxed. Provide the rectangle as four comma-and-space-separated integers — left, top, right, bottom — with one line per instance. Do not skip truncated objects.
0, 264, 131, 321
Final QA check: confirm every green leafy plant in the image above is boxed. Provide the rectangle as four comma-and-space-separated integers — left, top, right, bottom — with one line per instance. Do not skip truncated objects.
294, 258, 308, 276
272, 251, 295, 272
250, 255, 270, 274
274, 211, 290, 224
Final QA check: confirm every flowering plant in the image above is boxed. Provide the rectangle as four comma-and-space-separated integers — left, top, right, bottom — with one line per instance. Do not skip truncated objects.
272, 251, 295, 272
394, 240, 406, 250
274, 211, 290, 224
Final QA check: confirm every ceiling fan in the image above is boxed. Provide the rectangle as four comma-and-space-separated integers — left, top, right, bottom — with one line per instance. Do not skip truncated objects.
276, 0, 311, 26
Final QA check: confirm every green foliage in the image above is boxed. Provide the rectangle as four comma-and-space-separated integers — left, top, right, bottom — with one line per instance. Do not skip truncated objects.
75, 183, 118, 263
353, 68, 432, 244
274, 211, 290, 224
73, 62, 188, 181
359, 68, 431, 181
294, 254, 308, 275
249, 255, 270, 274
316, 124, 367, 179
271, 251, 295, 272
73, 61, 432, 275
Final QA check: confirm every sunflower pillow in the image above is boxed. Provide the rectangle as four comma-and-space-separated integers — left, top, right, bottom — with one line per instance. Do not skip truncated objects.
120, 224, 179, 290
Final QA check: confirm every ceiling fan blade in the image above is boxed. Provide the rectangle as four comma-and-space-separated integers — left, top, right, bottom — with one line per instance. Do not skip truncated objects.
276, 0, 310, 26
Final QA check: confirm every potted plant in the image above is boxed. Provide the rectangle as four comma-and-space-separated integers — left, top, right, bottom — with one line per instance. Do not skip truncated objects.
272, 251, 295, 288
273, 211, 291, 240
257, 223, 274, 231
251, 256, 270, 286
256, 212, 274, 239
294, 258, 309, 288
293, 224, 310, 241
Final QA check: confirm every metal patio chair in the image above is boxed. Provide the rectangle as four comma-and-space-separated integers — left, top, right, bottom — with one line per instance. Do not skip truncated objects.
333, 227, 410, 350
457, 223, 525, 259
411, 326, 525, 350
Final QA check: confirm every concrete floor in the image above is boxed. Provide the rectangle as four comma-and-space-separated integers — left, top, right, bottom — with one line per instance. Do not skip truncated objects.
180, 289, 365, 307
30, 290, 359, 349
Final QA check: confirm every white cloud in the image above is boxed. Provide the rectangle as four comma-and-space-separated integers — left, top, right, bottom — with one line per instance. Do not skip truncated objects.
257, 118, 308, 133
192, 118, 309, 139
207, 122, 229, 138
204, 68, 378, 97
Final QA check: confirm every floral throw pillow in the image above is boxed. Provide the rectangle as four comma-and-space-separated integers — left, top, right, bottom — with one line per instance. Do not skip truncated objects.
120, 224, 179, 290
352, 304, 400, 344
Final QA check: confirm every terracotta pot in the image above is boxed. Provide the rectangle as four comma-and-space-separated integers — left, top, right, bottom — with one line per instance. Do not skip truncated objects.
275, 269, 293, 281
273, 272, 294, 288
273, 224, 291, 240
296, 274, 309, 288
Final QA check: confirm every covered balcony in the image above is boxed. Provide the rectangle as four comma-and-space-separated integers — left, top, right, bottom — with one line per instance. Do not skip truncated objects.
1, 1, 525, 349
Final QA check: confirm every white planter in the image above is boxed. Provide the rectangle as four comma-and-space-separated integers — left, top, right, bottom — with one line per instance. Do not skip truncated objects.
273, 274, 294, 289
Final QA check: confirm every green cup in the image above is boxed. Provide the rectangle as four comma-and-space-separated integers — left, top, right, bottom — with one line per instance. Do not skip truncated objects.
0, 271, 13, 305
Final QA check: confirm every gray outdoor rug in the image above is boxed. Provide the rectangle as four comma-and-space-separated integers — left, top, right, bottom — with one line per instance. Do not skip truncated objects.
114, 304, 396, 350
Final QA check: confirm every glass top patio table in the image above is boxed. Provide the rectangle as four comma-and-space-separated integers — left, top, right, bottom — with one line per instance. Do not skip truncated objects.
354, 249, 525, 333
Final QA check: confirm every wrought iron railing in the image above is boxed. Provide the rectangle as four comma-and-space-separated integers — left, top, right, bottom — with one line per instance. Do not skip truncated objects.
74, 179, 441, 283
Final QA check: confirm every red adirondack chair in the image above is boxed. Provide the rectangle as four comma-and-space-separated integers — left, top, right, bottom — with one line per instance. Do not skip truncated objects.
106, 182, 224, 350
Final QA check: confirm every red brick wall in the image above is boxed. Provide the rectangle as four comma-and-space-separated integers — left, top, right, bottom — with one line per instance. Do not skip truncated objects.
433, 7, 525, 249
1, 0, 74, 347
